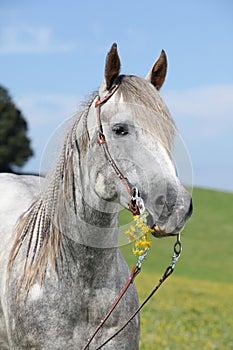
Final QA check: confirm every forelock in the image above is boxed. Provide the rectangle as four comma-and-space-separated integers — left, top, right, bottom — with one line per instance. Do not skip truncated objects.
115, 75, 176, 152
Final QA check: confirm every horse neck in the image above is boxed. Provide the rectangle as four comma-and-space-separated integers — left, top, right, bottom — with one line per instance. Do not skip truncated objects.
54, 184, 120, 284
59, 234, 120, 287
54, 149, 120, 259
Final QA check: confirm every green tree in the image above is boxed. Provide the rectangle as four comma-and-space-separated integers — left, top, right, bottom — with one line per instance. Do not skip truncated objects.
0, 85, 33, 172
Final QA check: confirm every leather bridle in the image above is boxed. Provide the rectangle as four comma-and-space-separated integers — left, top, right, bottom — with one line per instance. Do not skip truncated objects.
95, 84, 145, 216
81, 85, 183, 350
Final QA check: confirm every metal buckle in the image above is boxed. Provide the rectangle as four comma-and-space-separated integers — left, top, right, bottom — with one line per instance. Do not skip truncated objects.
130, 187, 145, 215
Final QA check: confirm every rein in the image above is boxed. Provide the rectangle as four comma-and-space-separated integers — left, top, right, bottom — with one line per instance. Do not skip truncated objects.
82, 234, 182, 350
82, 86, 183, 349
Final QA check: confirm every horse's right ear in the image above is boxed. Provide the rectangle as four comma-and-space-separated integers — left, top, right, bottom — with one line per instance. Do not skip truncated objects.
104, 43, 121, 91
145, 50, 167, 90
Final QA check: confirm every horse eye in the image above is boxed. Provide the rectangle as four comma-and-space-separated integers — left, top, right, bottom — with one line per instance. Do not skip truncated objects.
112, 124, 129, 136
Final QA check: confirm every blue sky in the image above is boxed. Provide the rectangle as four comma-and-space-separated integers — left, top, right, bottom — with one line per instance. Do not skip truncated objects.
0, 0, 232, 192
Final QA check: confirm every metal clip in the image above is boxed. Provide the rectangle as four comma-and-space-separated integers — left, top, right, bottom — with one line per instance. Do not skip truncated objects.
171, 234, 182, 269
130, 187, 145, 215
136, 251, 148, 269
97, 131, 106, 145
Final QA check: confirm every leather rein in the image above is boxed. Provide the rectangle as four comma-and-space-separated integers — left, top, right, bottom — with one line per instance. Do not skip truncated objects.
82, 85, 182, 349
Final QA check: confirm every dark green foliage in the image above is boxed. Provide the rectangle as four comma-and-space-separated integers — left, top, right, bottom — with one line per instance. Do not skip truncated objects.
0, 85, 33, 172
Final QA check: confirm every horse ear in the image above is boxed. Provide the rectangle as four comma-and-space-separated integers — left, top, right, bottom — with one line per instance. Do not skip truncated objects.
145, 50, 167, 90
104, 43, 121, 90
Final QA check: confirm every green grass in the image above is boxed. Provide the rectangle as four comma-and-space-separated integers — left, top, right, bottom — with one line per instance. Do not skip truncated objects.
120, 187, 233, 283
135, 274, 233, 349
119, 187, 233, 349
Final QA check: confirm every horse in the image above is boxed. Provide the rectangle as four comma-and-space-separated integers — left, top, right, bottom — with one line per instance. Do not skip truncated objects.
0, 43, 192, 349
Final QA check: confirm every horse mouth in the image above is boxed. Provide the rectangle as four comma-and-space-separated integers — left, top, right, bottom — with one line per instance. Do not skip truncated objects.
146, 209, 182, 238
151, 224, 175, 238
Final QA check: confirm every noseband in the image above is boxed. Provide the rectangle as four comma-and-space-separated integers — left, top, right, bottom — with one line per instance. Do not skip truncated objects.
95, 84, 145, 215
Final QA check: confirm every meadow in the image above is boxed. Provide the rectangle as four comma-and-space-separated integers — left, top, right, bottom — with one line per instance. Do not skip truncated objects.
120, 187, 233, 349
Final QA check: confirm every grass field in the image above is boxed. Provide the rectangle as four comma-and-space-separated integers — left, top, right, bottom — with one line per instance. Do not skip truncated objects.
119, 187, 233, 349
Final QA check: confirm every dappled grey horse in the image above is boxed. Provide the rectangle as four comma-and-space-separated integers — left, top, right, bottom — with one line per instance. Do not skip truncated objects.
0, 44, 192, 349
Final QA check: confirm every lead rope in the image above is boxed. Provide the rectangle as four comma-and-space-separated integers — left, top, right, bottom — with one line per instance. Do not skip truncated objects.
81, 264, 141, 350
82, 234, 182, 350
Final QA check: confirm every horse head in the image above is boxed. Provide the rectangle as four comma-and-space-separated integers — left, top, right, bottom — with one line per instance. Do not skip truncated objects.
80, 43, 192, 239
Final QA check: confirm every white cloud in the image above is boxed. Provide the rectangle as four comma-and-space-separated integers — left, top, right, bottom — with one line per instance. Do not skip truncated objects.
161, 85, 233, 140
15, 93, 81, 174
161, 85, 233, 192
163, 85, 233, 122
0, 26, 75, 54
16, 93, 80, 127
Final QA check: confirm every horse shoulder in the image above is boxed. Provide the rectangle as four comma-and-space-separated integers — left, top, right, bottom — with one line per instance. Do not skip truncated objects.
0, 173, 43, 260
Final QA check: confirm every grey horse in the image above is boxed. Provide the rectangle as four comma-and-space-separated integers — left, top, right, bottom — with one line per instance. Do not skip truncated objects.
0, 43, 192, 349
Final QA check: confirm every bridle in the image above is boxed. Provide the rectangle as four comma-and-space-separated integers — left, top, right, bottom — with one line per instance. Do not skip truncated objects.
95, 84, 145, 216
82, 84, 183, 349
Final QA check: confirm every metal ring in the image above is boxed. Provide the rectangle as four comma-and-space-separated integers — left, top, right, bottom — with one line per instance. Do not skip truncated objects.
174, 240, 182, 255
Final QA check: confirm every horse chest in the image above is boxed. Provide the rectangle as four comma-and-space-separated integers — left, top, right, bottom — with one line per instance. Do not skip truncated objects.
12, 282, 135, 349
25, 273, 130, 328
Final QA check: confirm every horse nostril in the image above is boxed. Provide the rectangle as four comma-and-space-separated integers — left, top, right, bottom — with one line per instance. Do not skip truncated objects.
188, 199, 193, 217
155, 195, 165, 206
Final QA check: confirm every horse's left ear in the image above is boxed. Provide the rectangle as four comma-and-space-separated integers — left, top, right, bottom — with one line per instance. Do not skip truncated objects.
104, 43, 121, 90
145, 50, 167, 90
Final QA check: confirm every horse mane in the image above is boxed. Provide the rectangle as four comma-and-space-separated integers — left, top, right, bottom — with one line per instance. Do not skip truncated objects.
8, 76, 175, 297
8, 92, 96, 297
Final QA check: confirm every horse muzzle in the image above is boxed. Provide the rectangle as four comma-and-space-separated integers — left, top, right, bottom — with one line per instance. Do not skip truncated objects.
148, 195, 193, 238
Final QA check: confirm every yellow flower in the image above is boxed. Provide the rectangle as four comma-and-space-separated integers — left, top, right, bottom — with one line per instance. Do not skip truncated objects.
135, 240, 143, 248
128, 233, 137, 242
124, 229, 136, 242
135, 237, 151, 250
133, 249, 144, 255
142, 240, 151, 248
136, 219, 144, 228
141, 226, 154, 235
124, 210, 153, 258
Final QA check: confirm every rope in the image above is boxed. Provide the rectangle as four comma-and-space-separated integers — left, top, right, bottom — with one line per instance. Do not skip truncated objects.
96, 266, 174, 350
82, 234, 182, 349
81, 265, 141, 350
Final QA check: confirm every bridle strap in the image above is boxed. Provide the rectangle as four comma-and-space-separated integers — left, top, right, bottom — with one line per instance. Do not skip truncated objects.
95, 84, 119, 138
95, 84, 119, 109
95, 84, 142, 215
